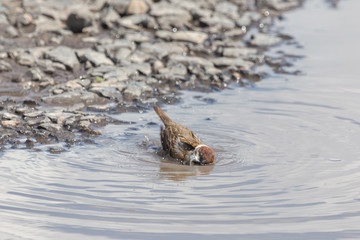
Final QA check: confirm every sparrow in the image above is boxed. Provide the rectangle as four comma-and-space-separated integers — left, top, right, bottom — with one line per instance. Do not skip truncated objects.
153, 105, 215, 165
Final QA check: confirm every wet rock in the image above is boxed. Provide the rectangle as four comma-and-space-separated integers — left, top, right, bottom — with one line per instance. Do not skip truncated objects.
1, 120, 21, 128
110, 0, 131, 15
140, 42, 186, 59
26, 67, 43, 81
159, 63, 187, 76
215, 2, 239, 20
34, 15, 64, 34
236, 12, 262, 27
2, 112, 19, 120
169, 54, 213, 67
48, 146, 66, 154
42, 91, 106, 105
128, 50, 151, 63
90, 86, 122, 100
76, 49, 114, 67
100, 7, 121, 29
66, 8, 93, 33
123, 81, 152, 99
150, 2, 192, 29
127, 0, 149, 15
222, 47, 258, 58
119, 14, 157, 29
212, 57, 254, 70
38, 122, 63, 132
0, 60, 11, 72
39, 77, 55, 88
256, 0, 299, 10
200, 15, 235, 30
16, 52, 37, 67
6, 26, 19, 38
16, 12, 33, 27
249, 33, 282, 47
172, 31, 208, 44
24, 111, 44, 118
125, 32, 152, 43
44, 46, 80, 71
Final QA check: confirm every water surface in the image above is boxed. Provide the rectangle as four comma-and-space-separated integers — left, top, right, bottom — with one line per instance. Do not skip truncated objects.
1, 1, 360, 239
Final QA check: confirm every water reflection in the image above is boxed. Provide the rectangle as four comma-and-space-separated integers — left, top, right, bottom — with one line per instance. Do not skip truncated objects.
158, 162, 215, 181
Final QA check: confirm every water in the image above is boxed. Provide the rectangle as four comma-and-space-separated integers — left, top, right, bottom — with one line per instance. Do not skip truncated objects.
1, 1, 360, 239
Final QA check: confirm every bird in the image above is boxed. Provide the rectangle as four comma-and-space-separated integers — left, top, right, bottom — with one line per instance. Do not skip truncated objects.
153, 105, 215, 165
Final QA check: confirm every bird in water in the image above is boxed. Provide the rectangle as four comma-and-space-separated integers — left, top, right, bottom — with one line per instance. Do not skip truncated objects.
153, 106, 215, 165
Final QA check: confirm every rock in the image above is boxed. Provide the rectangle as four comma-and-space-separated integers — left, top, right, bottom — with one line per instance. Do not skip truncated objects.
38, 122, 63, 132
26, 67, 43, 81
125, 32, 152, 43
2, 112, 19, 120
24, 111, 44, 118
212, 57, 254, 70
66, 8, 93, 33
48, 147, 66, 154
101, 7, 121, 29
169, 54, 213, 67
236, 12, 262, 27
16, 52, 37, 67
42, 91, 107, 105
128, 50, 151, 63
6, 26, 19, 38
44, 46, 80, 71
127, 0, 149, 15
215, 2, 239, 20
140, 42, 186, 59
39, 77, 55, 88
222, 47, 258, 58
0, 13, 8, 25
89, 86, 122, 100
119, 14, 157, 29
76, 49, 114, 67
16, 12, 33, 27
248, 33, 282, 47
200, 15, 235, 30
35, 15, 64, 34
0, 60, 11, 72
110, 0, 131, 15
256, 0, 299, 11
123, 81, 152, 99
1, 120, 21, 128
171, 31, 208, 44
159, 63, 187, 76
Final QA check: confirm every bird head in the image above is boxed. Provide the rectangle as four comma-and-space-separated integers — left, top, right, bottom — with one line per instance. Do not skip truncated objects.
190, 144, 215, 165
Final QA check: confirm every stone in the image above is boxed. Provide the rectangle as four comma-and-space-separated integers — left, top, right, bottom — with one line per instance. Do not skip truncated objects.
110, 0, 131, 15
24, 111, 44, 118
89, 86, 122, 100
169, 54, 213, 67
140, 42, 186, 59
212, 57, 254, 70
2, 120, 21, 128
123, 81, 152, 99
44, 46, 80, 71
215, 2, 239, 20
66, 8, 93, 33
16, 12, 33, 27
119, 14, 157, 29
200, 15, 235, 30
26, 67, 43, 81
159, 63, 187, 76
170, 31, 208, 44
125, 32, 152, 43
0, 60, 11, 72
2, 112, 19, 120
222, 47, 258, 58
42, 91, 107, 105
101, 7, 121, 29
38, 122, 63, 132
256, 0, 299, 11
248, 33, 282, 47
76, 49, 114, 67
127, 0, 149, 15
16, 53, 37, 67
6, 26, 19, 38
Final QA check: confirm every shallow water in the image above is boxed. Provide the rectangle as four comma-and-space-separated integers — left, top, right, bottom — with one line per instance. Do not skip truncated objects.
2, 1, 360, 239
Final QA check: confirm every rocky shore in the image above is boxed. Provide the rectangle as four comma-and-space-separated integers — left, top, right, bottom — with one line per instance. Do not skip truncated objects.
0, 0, 302, 151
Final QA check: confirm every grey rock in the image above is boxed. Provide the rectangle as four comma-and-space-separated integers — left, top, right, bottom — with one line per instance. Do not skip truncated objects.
101, 7, 121, 29
119, 14, 157, 29
35, 15, 64, 34
249, 33, 282, 47
172, 31, 208, 44
123, 81, 152, 99
215, 2, 239, 20
38, 122, 63, 132
2, 112, 19, 120
0, 60, 11, 72
159, 63, 187, 76
26, 67, 43, 81
200, 15, 235, 30
256, 0, 299, 10
16, 12, 33, 27
110, 0, 131, 15
39, 77, 55, 88
76, 48, 114, 67
0, 13, 9, 25
16, 52, 37, 67
45, 46, 80, 71
125, 32, 152, 43
6, 26, 19, 38
212, 57, 254, 70
66, 8, 93, 33
1, 119, 21, 128
42, 91, 107, 105
140, 42, 186, 59
222, 47, 258, 58
169, 54, 213, 67
236, 12, 262, 27
128, 50, 151, 63
90, 86, 122, 100
24, 111, 44, 118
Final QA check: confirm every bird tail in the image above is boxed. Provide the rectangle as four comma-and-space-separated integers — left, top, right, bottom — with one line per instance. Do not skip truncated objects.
153, 105, 173, 126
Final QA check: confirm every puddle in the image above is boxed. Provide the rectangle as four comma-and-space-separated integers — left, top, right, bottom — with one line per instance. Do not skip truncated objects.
1, 1, 360, 239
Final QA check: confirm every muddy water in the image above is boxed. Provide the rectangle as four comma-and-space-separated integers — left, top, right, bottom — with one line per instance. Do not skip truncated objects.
1, 1, 360, 239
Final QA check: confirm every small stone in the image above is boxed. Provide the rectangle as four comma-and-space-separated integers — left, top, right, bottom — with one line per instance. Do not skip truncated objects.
16, 12, 33, 26
0, 60, 11, 72
1, 120, 21, 128
24, 111, 44, 118
127, 0, 149, 15
26, 67, 43, 81
45, 46, 80, 71
249, 33, 282, 47
16, 53, 37, 67
66, 8, 93, 33
212, 57, 254, 70
76, 49, 114, 67
38, 122, 63, 132
6, 26, 19, 38
48, 147, 66, 154
2, 112, 19, 120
